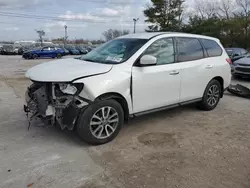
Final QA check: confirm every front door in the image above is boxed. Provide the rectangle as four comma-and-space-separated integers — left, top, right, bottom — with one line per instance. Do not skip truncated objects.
40, 47, 50, 58
132, 37, 181, 113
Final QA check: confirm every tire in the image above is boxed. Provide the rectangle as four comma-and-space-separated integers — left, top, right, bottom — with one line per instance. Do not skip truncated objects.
198, 79, 222, 111
33, 54, 38, 59
57, 53, 62, 58
77, 99, 124, 145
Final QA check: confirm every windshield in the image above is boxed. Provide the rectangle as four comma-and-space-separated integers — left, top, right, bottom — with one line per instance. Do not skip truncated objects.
225, 49, 233, 56
80, 38, 148, 64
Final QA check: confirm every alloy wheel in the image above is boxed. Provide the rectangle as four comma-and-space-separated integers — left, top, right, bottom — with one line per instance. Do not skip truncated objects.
90, 106, 119, 139
207, 85, 220, 106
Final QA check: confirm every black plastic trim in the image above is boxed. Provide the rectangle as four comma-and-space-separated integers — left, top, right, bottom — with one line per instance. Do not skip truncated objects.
130, 75, 133, 105
133, 98, 202, 117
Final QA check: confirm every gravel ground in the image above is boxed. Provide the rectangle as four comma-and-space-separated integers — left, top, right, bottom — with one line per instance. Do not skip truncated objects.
0, 55, 250, 188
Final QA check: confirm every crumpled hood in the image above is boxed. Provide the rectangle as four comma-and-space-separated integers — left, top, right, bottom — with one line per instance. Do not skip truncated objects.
25, 58, 112, 82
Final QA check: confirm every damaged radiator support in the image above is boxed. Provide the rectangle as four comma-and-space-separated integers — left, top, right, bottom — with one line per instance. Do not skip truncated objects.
24, 82, 90, 130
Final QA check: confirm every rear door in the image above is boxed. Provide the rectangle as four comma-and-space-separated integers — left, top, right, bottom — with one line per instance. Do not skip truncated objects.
177, 37, 219, 102
48, 47, 56, 57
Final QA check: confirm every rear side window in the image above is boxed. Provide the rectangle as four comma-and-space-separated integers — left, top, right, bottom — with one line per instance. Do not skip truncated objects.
201, 39, 222, 57
176, 37, 204, 62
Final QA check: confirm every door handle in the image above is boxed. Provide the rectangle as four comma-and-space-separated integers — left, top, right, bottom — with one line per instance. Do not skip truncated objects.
206, 65, 213, 69
169, 70, 179, 75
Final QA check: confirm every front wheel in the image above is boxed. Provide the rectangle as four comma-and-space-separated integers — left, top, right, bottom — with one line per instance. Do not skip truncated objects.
77, 99, 124, 145
198, 79, 222, 111
33, 54, 38, 59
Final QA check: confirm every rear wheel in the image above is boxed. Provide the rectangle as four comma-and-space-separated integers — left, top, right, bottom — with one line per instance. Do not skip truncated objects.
57, 53, 62, 58
198, 79, 222, 111
77, 99, 124, 145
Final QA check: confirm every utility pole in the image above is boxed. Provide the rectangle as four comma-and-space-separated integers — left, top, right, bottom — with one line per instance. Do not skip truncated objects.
64, 25, 68, 47
133, 18, 139, 33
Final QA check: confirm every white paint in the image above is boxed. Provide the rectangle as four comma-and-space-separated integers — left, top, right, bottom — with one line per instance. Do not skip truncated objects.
26, 32, 231, 115
25, 58, 112, 82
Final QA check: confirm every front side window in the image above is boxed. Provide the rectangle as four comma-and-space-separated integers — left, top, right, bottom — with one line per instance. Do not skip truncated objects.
143, 38, 175, 65
201, 39, 222, 57
176, 37, 204, 62
42, 47, 50, 51
80, 38, 148, 64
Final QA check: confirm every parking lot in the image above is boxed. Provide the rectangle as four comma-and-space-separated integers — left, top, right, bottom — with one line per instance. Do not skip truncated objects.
0, 55, 250, 188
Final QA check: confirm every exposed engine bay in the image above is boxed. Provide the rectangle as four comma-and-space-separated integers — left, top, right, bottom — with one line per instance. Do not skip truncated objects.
24, 82, 91, 130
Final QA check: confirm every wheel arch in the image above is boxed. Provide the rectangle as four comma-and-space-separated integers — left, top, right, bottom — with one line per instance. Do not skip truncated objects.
211, 76, 224, 97
95, 92, 129, 121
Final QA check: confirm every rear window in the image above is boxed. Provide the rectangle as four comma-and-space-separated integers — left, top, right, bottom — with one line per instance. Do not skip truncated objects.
201, 39, 222, 57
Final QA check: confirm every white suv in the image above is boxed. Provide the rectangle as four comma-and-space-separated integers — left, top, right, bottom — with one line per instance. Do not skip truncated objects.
24, 32, 231, 145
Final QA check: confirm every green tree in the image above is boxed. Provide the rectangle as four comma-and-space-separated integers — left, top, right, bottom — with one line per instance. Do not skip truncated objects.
144, 0, 185, 32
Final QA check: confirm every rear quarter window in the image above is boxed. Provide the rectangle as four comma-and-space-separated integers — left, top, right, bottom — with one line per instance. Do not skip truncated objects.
201, 39, 222, 57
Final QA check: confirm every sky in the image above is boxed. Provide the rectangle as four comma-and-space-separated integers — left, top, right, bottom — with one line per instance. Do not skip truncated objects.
0, 0, 154, 41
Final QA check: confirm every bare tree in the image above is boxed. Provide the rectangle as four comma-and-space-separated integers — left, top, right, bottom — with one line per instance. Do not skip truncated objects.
194, 0, 218, 19
218, 0, 235, 19
236, 0, 250, 16
103, 29, 129, 41
36, 29, 45, 46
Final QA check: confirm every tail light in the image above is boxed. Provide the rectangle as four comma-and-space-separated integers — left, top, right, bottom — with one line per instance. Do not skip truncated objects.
226, 58, 232, 65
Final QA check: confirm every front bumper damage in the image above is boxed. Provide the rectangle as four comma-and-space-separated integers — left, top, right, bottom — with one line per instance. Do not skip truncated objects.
24, 82, 91, 130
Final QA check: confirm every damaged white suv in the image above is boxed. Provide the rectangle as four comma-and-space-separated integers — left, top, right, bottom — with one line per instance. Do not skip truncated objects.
24, 32, 231, 145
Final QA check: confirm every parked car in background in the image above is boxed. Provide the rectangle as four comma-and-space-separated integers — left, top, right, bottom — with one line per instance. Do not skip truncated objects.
1, 45, 18, 55
225, 47, 248, 61
76, 46, 88, 54
66, 46, 81, 55
61, 47, 70, 55
231, 54, 250, 78
18, 46, 31, 55
86, 46, 92, 52
24, 32, 231, 145
22, 46, 64, 59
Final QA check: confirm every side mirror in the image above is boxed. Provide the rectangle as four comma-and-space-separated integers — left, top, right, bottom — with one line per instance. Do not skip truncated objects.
233, 53, 239, 57
140, 55, 157, 65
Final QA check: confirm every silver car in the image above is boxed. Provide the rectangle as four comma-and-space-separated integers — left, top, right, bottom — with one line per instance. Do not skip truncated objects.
232, 55, 250, 78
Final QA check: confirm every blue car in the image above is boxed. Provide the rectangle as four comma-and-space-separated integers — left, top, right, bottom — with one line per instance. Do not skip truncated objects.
22, 46, 65, 59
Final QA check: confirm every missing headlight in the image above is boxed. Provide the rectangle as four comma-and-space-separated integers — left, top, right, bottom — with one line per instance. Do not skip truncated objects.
60, 84, 77, 95
58, 83, 83, 95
